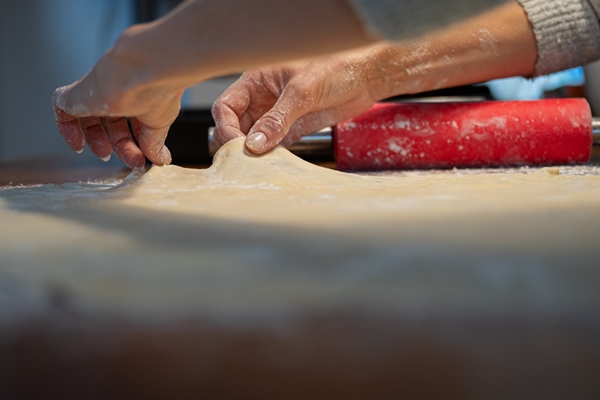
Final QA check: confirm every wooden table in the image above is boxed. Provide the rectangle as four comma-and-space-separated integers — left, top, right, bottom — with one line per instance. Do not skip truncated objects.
1, 154, 599, 400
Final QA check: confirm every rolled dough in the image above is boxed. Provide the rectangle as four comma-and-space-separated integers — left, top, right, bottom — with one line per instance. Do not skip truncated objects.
1, 137, 600, 323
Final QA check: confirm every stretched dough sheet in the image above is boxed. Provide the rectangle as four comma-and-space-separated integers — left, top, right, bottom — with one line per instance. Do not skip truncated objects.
1, 137, 600, 322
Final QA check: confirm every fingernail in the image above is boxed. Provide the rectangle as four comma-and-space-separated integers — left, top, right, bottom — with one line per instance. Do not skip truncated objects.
246, 132, 267, 151
100, 154, 111, 162
158, 146, 172, 165
75, 148, 84, 155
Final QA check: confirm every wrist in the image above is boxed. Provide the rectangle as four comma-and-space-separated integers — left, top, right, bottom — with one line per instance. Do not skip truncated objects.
361, 43, 424, 101
107, 23, 196, 99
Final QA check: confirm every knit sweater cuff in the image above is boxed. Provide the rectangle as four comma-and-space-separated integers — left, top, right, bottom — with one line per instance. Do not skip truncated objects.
517, 0, 600, 76
347, 0, 508, 41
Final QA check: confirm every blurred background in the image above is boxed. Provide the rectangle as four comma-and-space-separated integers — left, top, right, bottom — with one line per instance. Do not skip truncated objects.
0, 1, 132, 163
0, 0, 598, 164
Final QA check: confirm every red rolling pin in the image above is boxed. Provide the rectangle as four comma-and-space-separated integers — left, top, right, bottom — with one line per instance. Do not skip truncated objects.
209, 99, 600, 171
332, 98, 597, 171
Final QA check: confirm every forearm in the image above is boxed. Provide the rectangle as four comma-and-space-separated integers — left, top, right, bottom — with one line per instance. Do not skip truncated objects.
111, 0, 376, 92
367, 1, 537, 101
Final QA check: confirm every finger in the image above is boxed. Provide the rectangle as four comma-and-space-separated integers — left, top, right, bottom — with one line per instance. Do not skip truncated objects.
211, 90, 251, 146
245, 84, 316, 154
101, 117, 146, 170
79, 116, 112, 161
211, 103, 246, 146
137, 123, 171, 166
130, 117, 143, 143
54, 106, 85, 154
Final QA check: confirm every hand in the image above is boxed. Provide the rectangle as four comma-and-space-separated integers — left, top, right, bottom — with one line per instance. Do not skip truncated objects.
53, 37, 185, 170
212, 48, 388, 154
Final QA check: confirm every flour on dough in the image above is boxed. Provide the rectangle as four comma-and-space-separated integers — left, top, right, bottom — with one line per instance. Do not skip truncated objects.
106, 137, 600, 228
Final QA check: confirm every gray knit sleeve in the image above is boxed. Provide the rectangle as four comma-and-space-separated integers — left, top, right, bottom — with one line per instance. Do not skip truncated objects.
517, 0, 600, 76
347, 0, 509, 40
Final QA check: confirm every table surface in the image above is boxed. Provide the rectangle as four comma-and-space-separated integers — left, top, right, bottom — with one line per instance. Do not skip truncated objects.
1, 154, 600, 400
0, 155, 133, 186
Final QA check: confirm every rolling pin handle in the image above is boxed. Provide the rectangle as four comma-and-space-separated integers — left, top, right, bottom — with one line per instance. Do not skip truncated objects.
286, 128, 333, 157
208, 127, 333, 157
592, 119, 600, 145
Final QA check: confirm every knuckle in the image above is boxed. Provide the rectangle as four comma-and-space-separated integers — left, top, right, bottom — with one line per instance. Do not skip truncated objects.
104, 116, 126, 124
211, 100, 220, 114
211, 99, 225, 119
100, 116, 128, 133
286, 81, 307, 98
78, 117, 102, 130
259, 110, 288, 135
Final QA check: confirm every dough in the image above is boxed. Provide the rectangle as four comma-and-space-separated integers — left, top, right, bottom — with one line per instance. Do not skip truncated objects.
1, 137, 600, 322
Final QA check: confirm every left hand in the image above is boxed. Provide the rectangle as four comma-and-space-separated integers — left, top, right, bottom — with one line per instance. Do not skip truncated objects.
53, 26, 186, 170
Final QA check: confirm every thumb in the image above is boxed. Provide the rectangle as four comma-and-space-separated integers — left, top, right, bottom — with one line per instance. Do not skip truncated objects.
245, 85, 314, 154
133, 96, 181, 165
134, 120, 172, 166
138, 124, 171, 165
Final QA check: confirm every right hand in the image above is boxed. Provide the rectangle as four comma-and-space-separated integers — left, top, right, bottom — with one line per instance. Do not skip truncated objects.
212, 47, 390, 154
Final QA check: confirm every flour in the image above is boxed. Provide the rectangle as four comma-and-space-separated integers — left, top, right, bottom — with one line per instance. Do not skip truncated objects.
478, 28, 500, 56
